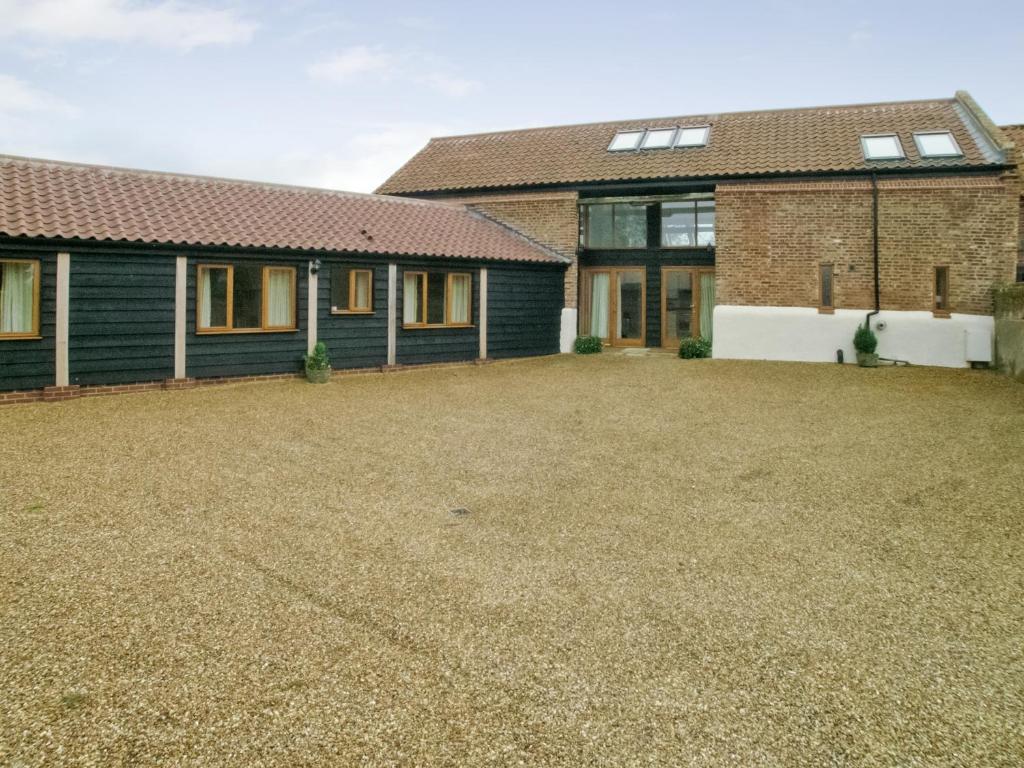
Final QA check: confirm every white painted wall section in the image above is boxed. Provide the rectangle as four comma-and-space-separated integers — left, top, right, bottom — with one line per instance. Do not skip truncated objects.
306, 263, 318, 356
386, 264, 397, 366
559, 308, 578, 353
55, 252, 70, 387
479, 267, 488, 360
713, 305, 993, 368
174, 255, 187, 379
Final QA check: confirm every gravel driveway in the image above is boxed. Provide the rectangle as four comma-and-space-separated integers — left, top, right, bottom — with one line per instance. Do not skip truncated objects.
2, 355, 1022, 766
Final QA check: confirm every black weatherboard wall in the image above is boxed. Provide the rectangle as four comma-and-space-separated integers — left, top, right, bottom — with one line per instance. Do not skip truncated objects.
487, 262, 564, 359
0, 246, 56, 392
317, 258, 388, 370
396, 259, 479, 366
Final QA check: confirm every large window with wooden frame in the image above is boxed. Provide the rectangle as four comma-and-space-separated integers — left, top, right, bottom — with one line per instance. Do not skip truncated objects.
934, 266, 950, 317
0, 258, 41, 339
819, 263, 834, 313
402, 271, 472, 328
196, 264, 296, 333
580, 203, 648, 249
330, 267, 373, 314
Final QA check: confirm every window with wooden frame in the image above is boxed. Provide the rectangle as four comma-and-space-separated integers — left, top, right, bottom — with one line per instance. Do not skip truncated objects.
819, 263, 834, 313
0, 258, 41, 339
934, 266, 950, 317
402, 271, 472, 328
330, 267, 373, 314
580, 203, 648, 249
196, 264, 296, 333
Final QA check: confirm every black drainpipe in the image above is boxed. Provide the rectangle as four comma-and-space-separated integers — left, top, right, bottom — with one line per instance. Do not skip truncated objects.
865, 172, 881, 329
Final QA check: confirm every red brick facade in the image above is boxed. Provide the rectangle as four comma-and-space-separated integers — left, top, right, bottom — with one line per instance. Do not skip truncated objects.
711, 174, 1019, 315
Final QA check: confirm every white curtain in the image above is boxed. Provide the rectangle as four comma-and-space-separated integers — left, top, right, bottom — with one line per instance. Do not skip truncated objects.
355, 271, 370, 309
199, 268, 213, 328
700, 273, 716, 342
403, 273, 419, 323
1, 262, 35, 334
449, 275, 470, 324
267, 270, 293, 327
589, 273, 609, 338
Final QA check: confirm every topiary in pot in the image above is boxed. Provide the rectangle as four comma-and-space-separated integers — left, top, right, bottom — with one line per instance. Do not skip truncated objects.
853, 324, 879, 368
679, 336, 712, 359
303, 342, 332, 383
574, 335, 603, 354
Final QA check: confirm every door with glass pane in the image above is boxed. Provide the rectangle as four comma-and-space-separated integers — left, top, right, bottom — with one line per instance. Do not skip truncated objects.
661, 267, 715, 348
581, 267, 646, 347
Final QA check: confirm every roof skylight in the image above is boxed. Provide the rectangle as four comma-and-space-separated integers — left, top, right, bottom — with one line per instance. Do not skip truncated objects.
608, 131, 644, 152
641, 128, 676, 149
861, 134, 905, 160
913, 131, 962, 158
675, 126, 710, 147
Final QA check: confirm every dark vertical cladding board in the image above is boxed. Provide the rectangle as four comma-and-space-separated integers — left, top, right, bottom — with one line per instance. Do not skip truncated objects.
0, 247, 56, 392
395, 259, 479, 366
487, 263, 565, 359
186, 255, 309, 379
580, 249, 714, 348
317, 258, 388, 369
69, 252, 175, 386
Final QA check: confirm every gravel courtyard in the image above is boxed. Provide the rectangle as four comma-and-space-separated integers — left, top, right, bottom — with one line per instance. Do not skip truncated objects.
2, 354, 1022, 767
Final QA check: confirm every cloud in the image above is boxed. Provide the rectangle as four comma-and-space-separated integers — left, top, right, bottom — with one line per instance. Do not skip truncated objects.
307, 46, 396, 82
309, 46, 480, 98
848, 22, 873, 47
0, 0, 257, 50
0, 74, 76, 115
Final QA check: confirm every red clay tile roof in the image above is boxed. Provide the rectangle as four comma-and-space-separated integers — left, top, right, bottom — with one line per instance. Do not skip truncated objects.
378, 94, 1008, 194
0, 155, 564, 264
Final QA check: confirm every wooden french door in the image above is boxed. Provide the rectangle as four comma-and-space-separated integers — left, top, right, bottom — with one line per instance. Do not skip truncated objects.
580, 267, 646, 347
661, 267, 715, 348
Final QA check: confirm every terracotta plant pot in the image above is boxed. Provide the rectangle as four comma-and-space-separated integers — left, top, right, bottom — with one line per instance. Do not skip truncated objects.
305, 366, 331, 383
856, 352, 879, 368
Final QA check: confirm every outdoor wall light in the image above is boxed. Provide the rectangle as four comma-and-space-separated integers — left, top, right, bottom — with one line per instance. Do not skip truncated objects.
310, 259, 322, 275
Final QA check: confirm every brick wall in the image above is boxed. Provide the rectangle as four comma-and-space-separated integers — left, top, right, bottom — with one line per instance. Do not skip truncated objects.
716, 175, 1019, 315
445, 191, 579, 308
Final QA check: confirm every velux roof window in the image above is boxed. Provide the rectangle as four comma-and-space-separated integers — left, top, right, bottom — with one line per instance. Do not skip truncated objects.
675, 126, 710, 147
914, 131, 962, 158
640, 128, 676, 149
608, 131, 644, 151
609, 126, 710, 152
861, 134, 905, 160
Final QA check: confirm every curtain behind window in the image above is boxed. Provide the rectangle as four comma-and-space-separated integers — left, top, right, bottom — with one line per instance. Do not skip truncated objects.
354, 271, 370, 309
449, 275, 470, 324
266, 270, 293, 327
200, 269, 213, 328
1, 262, 35, 333
589, 273, 610, 339
403, 273, 420, 324
700, 273, 716, 342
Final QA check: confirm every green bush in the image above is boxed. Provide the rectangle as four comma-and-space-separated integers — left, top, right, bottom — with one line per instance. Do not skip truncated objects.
304, 341, 331, 371
574, 336, 603, 354
853, 324, 878, 355
679, 337, 712, 359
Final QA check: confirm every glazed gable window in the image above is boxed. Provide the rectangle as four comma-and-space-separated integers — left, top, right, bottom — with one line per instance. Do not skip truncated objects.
661, 200, 715, 247
582, 203, 648, 249
196, 264, 296, 333
330, 267, 373, 313
0, 259, 41, 338
403, 271, 471, 327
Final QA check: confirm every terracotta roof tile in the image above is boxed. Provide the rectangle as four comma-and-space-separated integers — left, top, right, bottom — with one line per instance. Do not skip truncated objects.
0, 155, 564, 264
378, 96, 1006, 194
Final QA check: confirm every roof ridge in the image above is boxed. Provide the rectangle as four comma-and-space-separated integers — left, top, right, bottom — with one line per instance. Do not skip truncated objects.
0, 153, 466, 211
428, 96, 957, 142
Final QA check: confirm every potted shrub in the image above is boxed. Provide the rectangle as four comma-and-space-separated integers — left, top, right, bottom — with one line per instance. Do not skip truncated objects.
679, 337, 712, 359
303, 342, 332, 383
574, 335, 602, 354
853, 324, 879, 367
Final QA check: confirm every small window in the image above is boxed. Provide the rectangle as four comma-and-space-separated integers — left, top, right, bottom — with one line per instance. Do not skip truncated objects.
197, 264, 296, 333
861, 134, 905, 160
641, 128, 676, 150
819, 264, 834, 312
661, 200, 715, 247
0, 258, 40, 338
330, 267, 373, 313
934, 266, 950, 315
675, 126, 710, 147
914, 131, 962, 158
403, 271, 472, 328
582, 203, 648, 249
608, 131, 644, 152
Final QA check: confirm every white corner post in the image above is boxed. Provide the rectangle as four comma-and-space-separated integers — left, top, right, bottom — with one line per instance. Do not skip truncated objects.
307, 261, 318, 356
55, 252, 70, 387
386, 263, 397, 366
174, 255, 187, 379
479, 267, 488, 360
559, 308, 578, 354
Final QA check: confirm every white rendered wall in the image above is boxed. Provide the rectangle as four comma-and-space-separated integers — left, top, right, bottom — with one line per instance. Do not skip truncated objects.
713, 305, 993, 368
560, 308, 578, 353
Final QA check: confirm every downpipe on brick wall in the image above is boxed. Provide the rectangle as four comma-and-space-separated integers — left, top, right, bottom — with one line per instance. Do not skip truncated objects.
865, 172, 880, 330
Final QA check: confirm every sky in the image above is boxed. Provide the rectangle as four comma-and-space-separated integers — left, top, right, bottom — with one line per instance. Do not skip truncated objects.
1, 0, 1022, 193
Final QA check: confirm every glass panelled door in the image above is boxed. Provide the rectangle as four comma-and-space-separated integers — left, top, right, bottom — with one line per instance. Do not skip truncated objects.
661, 267, 714, 348
581, 268, 646, 346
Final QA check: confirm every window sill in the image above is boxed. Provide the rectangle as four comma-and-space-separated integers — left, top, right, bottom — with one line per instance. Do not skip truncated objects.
932, 310, 951, 319
330, 309, 375, 316
0, 334, 42, 341
402, 324, 475, 330
196, 327, 299, 335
